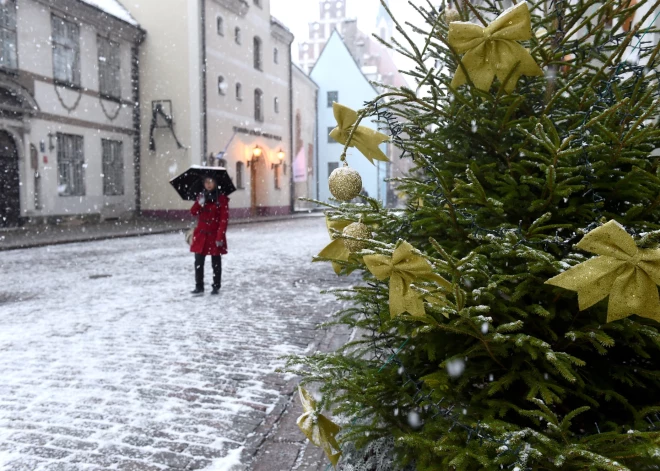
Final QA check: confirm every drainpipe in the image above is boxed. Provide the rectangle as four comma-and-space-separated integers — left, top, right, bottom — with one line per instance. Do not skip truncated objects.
288, 46, 294, 214
314, 88, 319, 202
201, 0, 208, 164
132, 28, 146, 216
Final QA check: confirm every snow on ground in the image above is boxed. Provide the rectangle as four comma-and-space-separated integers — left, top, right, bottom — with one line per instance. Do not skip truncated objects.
80, 0, 138, 26
0, 217, 349, 470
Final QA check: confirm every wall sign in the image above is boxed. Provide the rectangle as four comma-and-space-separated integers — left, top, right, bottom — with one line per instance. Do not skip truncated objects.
232, 126, 282, 142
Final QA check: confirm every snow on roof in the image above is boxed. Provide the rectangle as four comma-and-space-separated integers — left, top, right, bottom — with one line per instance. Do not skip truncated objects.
79, 0, 139, 26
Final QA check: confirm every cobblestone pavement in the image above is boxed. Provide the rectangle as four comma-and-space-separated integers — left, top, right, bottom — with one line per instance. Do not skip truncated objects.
0, 218, 354, 471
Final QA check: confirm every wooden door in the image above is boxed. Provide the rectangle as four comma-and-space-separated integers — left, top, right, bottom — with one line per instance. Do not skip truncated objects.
0, 131, 20, 227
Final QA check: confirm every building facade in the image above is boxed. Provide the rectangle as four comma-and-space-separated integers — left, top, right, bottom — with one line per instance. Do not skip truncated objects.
0, 0, 144, 227
311, 31, 387, 205
291, 64, 318, 211
129, 0, 294, 219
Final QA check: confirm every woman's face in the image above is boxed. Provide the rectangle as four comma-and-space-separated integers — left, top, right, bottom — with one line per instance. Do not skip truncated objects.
204, 178, 217, 191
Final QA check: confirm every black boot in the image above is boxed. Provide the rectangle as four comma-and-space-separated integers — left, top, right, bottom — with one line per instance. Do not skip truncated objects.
193, 254, 206, 295
211, 255, 222, 295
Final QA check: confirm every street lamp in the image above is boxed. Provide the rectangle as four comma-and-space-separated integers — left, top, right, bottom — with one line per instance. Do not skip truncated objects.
272, 149, 285, 169
248, 145, 262, 167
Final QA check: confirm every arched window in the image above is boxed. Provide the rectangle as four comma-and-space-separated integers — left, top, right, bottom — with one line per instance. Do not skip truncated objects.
254, 88, 263, 122
253, 36, 262, 70
235, 26, 241, 44
274, 97, 279, 114
273, 47, 279, 64
235, 82, 242, 101
217, 16, 224, 36
236, 161, 245, 189
217, 76, 226, 95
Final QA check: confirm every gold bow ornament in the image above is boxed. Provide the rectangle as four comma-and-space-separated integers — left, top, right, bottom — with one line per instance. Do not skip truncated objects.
296, 386, 342, 467
329, 103, 390, 164
317, 216, 357, 275
447, 2, 543, 93
363, 241, 452, 318
546, 220, 660, 323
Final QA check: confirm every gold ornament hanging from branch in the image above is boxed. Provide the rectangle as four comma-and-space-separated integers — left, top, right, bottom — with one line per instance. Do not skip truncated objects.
328, 165, 362, 201
447, 2, 543, 93
363, 240, 452, 318
296, 386, 342, 468
342, 221, 370, 253
329, 103, 390, 165
546, 220, 660, 323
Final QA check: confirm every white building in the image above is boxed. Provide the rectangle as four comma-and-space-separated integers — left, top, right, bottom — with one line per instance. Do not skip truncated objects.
0, 0, 144, 227
128, 0, 295, 219
310, 30, 387, 204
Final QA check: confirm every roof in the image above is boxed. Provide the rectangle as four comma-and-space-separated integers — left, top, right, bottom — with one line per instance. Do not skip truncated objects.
310, 29, 379, 96
78, 0, 138, 26
292, 63, 319, 89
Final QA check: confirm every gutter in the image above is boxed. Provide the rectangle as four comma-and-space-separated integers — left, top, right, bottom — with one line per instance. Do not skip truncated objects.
288, 46, 294, 213
201, 0, 208, 164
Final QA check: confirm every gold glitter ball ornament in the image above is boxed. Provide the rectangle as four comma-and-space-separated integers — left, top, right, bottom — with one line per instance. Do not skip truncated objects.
342, 222, 370, 253
329, 166, 362, 201
444, 7, 461, 23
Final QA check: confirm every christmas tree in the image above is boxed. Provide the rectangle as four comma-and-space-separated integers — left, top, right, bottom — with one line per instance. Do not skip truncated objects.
286, 0, 660, 469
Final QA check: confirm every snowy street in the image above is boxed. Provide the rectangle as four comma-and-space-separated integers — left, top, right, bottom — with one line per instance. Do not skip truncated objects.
0, 218, 350, 471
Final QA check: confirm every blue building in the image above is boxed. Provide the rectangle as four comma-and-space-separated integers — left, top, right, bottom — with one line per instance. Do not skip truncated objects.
310, 30, 388, 205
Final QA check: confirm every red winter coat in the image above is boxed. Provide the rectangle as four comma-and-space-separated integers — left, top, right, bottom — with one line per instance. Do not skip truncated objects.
190, 195, 229, 256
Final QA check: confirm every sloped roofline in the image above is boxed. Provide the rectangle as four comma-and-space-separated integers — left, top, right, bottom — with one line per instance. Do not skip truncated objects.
309, 29, 379, 96
293, 63, 319, 89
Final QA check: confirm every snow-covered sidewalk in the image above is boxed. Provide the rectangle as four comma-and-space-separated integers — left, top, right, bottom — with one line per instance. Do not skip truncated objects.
0, 218, 350, 471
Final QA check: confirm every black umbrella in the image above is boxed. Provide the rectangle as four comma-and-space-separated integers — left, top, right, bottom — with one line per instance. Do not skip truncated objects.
169, 165, 236, 200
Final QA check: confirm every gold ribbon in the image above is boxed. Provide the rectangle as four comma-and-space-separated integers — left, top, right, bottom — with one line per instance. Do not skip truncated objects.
329, 103, 390, 165
318, 216, 352, 275
546, 220, 660, 323
296, 386, 342, 467
363, 241, 451, 318
447, 2, 543, 93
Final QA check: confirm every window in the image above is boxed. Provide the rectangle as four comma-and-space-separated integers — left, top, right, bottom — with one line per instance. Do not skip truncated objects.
327, 91, 338, 107
98, 36, 121, 99
274, 165, 281, 189
217, 16, 224, 36
57, 133, 85, 196
0, 0, 17, 70
218, 76, 226, 95
52, 15, 81, 87
307, 143, 314, 176
235, 27, 241, 44
273, 47, 279, 64
102, 139, 124, 196
254, 88, 263, 122
274, 97, 279, 114
236, 82, 242, 101
328, 162, 339, 177
253, 36, 262, 70
328, 126, 336, 143
236, 162, 245, 189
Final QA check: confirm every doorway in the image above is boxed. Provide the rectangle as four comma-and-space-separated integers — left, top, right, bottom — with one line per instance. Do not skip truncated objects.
0, 130, 20, 227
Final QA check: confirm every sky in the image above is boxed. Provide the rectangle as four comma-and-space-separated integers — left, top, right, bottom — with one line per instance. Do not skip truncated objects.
270, 0, 422, 73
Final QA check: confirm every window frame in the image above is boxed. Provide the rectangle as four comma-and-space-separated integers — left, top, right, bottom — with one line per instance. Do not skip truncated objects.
57, 133, 85, 197
253, 36, 262, 71
218, 75, 226, 95
217, 16, 224, 36
235, 26, 241, 45
327, 162, 339, 178
274, 96, 279, 114
97, 35, 121, 101
102, 139, 124, 196
0, 0, 18, 71
236, 161, 245, 189
51, 14, 82, 88
235, 82, 242, 101
327, 91, 338, 108
254, 88, 264, 122
273, 47, 279, 64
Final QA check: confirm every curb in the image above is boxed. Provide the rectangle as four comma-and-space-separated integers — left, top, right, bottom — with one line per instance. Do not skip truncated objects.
0, 213, 324, 252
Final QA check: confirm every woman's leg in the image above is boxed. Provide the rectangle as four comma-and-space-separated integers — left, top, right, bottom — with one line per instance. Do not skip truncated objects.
211, 255, 222, 292
194, 253, 206, 291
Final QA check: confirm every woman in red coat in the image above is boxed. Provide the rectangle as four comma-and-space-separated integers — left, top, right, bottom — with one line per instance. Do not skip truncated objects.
190, 177, 229, 295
